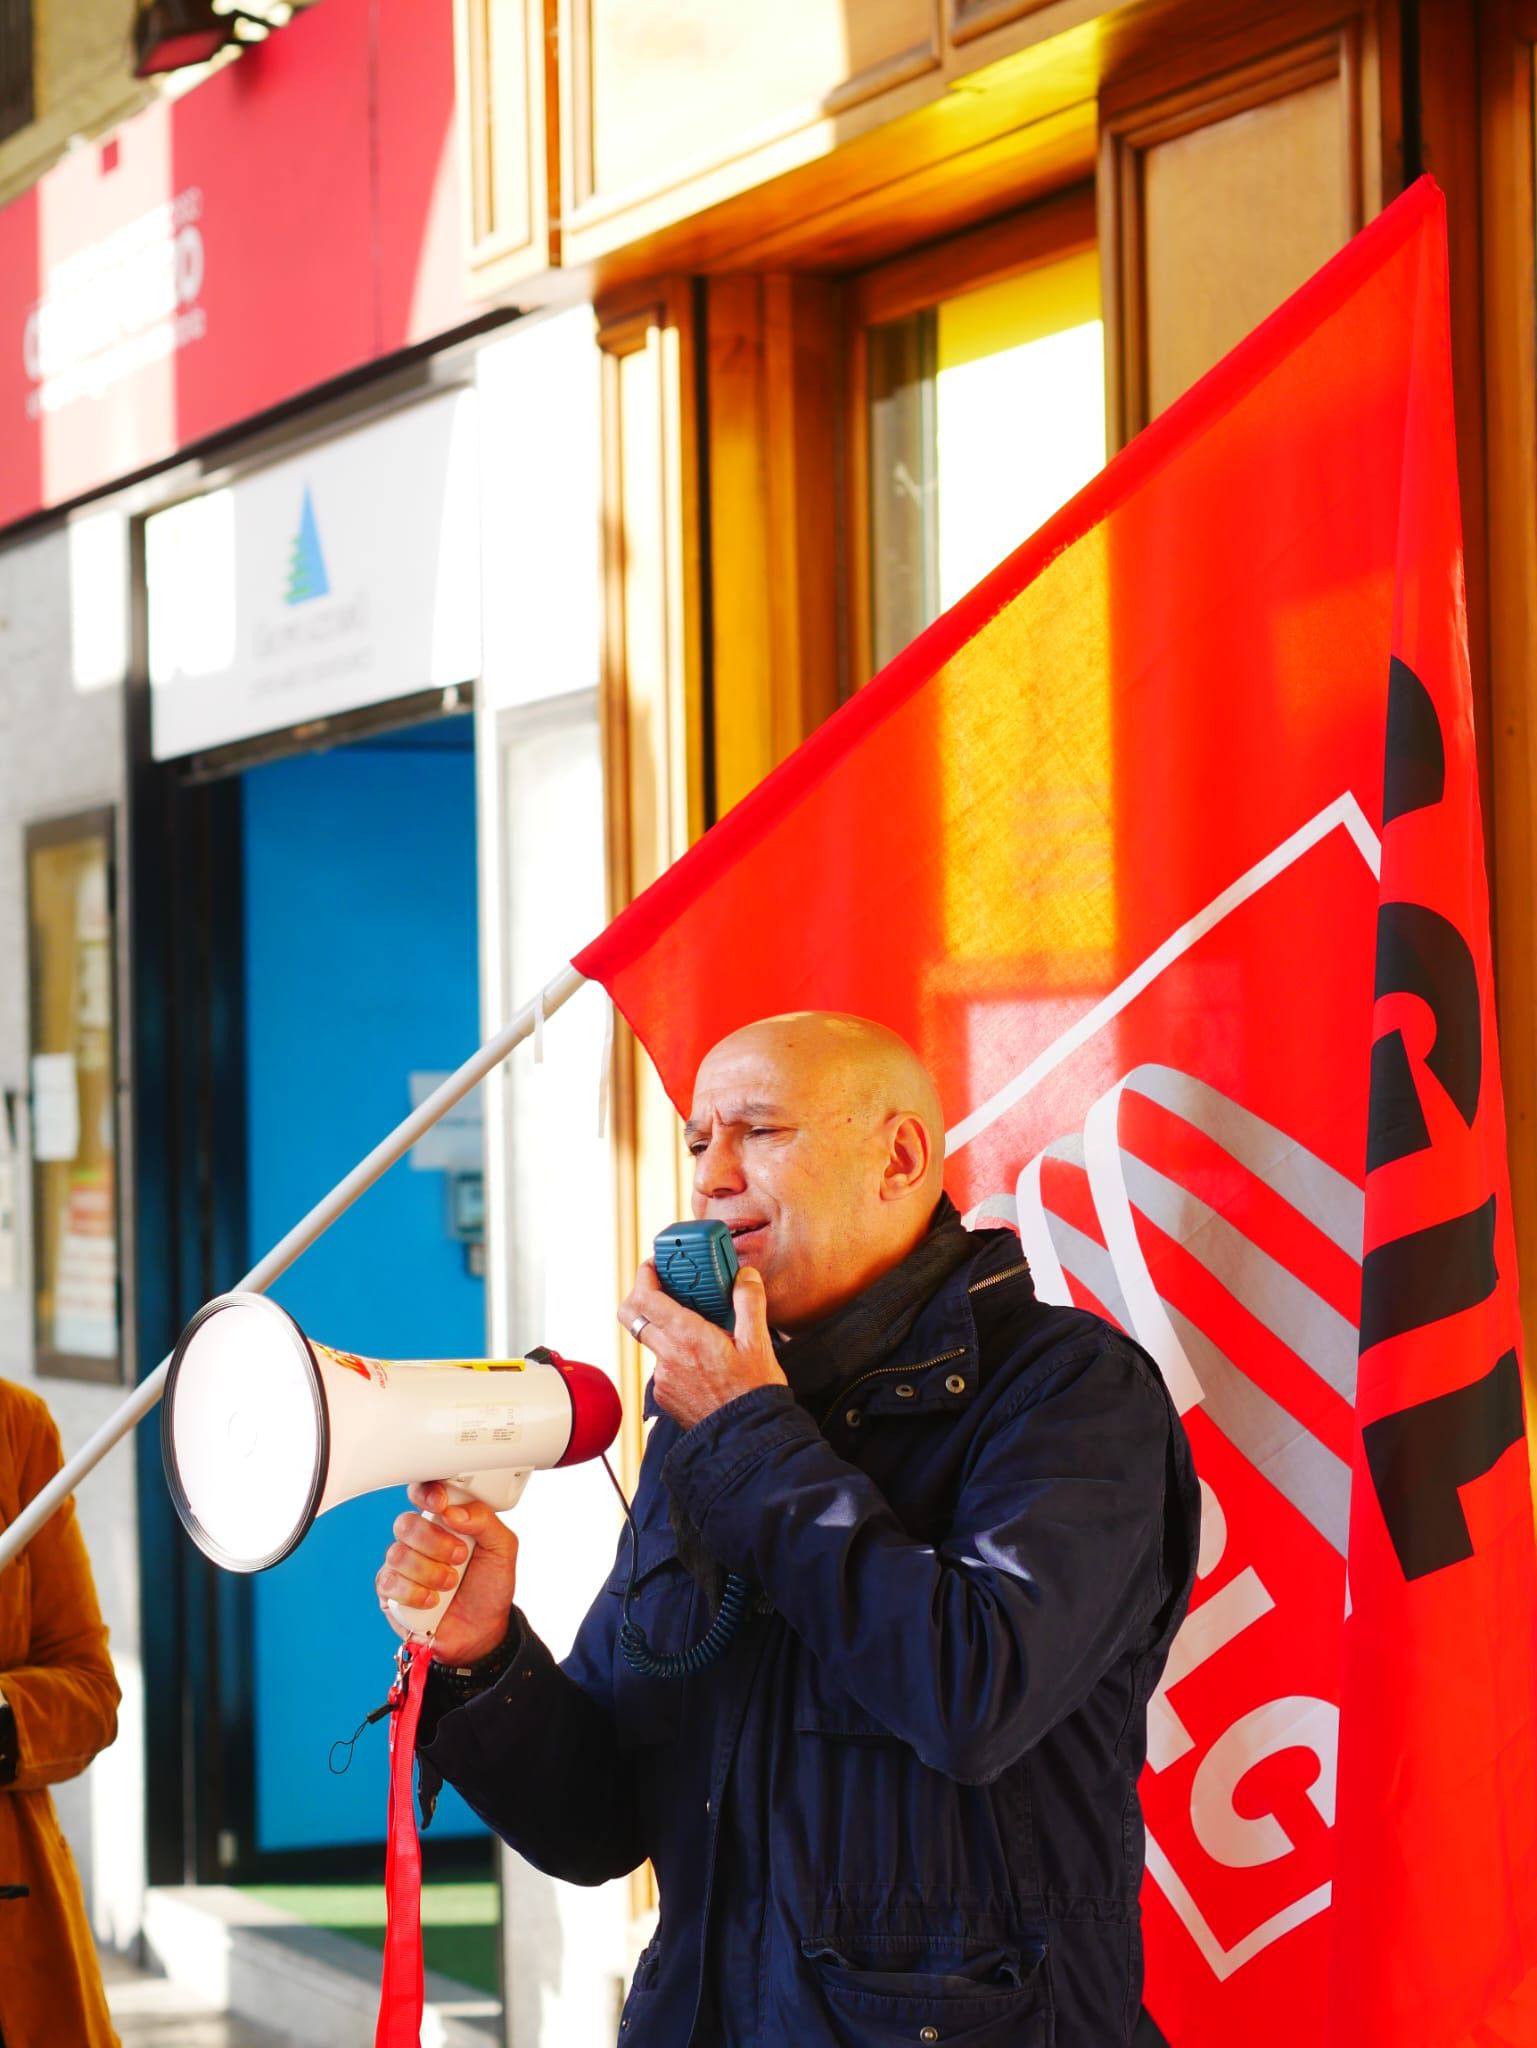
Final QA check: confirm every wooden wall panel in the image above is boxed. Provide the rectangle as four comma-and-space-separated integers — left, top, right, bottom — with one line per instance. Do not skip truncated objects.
454, 0, 554, 291
706, 273, 844, 814
562, 0, 942, 252
1141, 75, 1351, 416
1101, 25, 1368, 443
560, 0, 1384, 289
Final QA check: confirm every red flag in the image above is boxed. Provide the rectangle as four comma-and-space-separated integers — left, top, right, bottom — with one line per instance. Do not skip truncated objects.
575, 178, 1537, 2044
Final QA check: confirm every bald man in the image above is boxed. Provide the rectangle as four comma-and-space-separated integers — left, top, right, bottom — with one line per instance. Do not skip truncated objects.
381, 1014, 1200, 2048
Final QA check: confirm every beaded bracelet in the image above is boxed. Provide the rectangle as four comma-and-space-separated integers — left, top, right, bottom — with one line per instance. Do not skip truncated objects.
429, 1617, 522, 1698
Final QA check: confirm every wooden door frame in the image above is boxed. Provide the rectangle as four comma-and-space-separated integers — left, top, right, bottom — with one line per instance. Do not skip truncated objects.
1480, 0, 1537, 1390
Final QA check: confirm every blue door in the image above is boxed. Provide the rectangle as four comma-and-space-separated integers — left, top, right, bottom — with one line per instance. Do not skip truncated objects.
241, 720, 487, 1852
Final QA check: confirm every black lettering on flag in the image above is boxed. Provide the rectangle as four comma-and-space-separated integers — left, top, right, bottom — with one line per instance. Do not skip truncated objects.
1373, 903, 1482, 1127
1382, 655, 1446, 825
1359, 1194, 1498, 1351
1366, 1028, 1434, 1170
1362, 1350, 1525, 1579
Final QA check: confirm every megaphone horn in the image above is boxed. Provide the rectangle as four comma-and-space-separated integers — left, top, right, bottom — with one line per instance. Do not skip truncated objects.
161, 1292, 622, 1639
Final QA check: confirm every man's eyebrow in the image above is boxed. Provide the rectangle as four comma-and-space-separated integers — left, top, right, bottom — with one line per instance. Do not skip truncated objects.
684, 1099, 788, 1138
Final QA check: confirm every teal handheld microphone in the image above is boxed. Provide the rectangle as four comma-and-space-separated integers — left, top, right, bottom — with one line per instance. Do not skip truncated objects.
653, 1219, 740, 1330
618, 1219, 753, 1680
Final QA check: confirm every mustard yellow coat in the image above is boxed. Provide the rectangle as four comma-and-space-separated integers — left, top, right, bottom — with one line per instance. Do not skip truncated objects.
0, 1379, 121, 2048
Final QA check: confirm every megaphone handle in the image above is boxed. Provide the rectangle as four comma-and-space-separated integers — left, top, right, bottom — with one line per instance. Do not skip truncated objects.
388, 1469, 532, 1642
384, 1478, 479, 1640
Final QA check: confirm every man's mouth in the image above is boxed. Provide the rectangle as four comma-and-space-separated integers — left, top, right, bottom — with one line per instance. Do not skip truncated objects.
726, 1220, 769, 1253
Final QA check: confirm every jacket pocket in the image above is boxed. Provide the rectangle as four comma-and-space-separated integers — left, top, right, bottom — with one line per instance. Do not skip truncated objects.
617, 1924, 663, 2034
801, 1935, 1051, 2047
604, 1525, 697, 1746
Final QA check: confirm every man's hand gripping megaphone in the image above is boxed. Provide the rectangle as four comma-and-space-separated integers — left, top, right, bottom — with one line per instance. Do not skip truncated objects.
377, 1479, 524, 1667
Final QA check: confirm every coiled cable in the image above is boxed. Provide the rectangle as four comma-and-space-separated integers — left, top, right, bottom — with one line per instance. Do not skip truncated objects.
602, 1451, 752, 1680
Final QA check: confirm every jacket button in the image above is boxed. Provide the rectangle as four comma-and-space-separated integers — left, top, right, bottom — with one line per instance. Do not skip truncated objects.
845, 1408, 862, 1428
944, 1373, 966, 1394
919, 2031, 939, 2043
894, 1383, 916, 1399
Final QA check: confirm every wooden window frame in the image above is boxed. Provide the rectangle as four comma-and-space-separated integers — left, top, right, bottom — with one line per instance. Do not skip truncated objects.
843, 181, 1097, 696
595, 285, 704, 1475
453, 0, 556, 291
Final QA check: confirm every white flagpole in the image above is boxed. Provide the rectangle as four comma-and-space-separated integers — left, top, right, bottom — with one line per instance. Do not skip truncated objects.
0, 962, 589, 1575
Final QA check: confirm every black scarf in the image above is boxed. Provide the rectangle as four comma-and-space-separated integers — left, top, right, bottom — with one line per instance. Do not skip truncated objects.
771, 1192, 976, 1416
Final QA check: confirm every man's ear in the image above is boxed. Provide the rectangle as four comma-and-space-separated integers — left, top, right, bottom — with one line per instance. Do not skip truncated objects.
880, 1111, 933, 1202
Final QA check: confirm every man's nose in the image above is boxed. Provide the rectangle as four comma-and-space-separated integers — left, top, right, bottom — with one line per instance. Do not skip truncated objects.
693, 1132, 746, 1200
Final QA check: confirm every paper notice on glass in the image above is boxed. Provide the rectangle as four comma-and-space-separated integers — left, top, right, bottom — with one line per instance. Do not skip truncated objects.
51, 1174, 116, 1358
31, 1053, 80, 1163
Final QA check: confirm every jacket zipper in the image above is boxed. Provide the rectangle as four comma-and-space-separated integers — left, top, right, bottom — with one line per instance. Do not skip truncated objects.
967, 1260, 1031, 1294
822, 1262, 1031, 1421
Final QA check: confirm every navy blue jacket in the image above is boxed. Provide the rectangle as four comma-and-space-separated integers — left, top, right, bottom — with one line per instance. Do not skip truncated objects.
422, 1228, 1200, 2045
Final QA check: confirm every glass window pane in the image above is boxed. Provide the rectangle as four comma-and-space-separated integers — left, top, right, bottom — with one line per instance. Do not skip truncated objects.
868, 310, 937, 673
866, 244, 1105, 671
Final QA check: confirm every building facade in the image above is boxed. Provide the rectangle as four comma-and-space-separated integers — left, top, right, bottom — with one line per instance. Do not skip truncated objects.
1, 0, 1534, 2042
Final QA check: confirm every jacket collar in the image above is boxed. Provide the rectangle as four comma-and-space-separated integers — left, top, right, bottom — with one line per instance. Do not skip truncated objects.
772, 1194, 976, 1408
814, 1223, 1033, 1428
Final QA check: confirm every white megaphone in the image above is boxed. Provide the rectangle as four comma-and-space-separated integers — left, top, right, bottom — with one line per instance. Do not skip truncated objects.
161, 1292, 622, 1639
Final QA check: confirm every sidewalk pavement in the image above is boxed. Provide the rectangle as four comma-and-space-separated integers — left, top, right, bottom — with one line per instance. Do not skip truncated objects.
101, 1949, 296, 2048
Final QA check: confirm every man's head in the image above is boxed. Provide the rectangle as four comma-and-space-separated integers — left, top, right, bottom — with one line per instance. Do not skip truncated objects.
686, 1012, 947, 1333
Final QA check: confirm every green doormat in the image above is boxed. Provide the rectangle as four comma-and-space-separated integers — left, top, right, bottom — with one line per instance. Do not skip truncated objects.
243, 1882, 499, 1998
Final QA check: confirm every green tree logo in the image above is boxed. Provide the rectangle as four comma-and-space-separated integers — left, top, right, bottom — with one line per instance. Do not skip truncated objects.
284, 485, 330, 605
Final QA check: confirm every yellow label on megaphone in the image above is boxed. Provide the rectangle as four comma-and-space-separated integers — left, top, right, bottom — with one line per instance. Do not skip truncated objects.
315, 1344, 528, 1379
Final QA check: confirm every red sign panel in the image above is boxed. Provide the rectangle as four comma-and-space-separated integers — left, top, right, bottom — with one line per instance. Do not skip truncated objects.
0, 0, 474, 531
